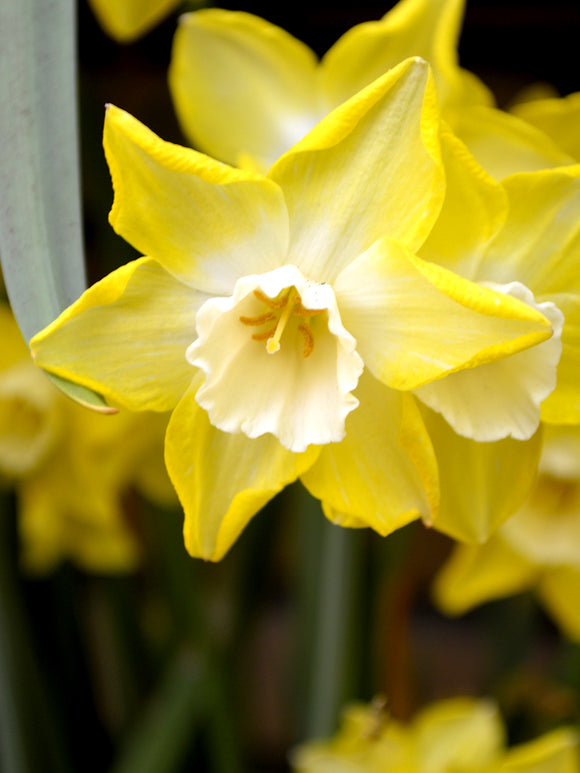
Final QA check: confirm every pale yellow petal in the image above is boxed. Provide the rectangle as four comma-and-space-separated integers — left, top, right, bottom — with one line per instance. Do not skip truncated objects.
165, 383, 319, 561
334, 238, 553, 391
88, 0, 181, 42
433, 538, 539, 616
451, 106, 574, 179
541, 294, 580, 424
169, 10, 321, 171
31, 259, 203, 412
421, 405, 543, 543
269, 58, 444, 281
512, 91, 580, 161
419, 124, 508, 278
321, 0, 493, 112
104, 105, 288, 293
538, 569, 580, 642
301, 372, 437, 536
495, 728, 579, 773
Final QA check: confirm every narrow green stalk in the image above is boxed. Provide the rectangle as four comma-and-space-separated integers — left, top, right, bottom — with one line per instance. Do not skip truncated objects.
296, 492, 364, 740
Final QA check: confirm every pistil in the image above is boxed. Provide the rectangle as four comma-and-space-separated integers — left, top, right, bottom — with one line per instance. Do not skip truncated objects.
266, 288, 298, 354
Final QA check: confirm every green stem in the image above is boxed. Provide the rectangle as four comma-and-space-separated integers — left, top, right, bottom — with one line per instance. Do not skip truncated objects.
298, 495, 364, 740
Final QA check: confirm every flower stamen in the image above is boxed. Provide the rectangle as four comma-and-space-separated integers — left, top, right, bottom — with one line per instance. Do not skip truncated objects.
253, 288, 288, 309
239, 311, 277, 326
298, 323, 314, 358
267, 288, 298, 353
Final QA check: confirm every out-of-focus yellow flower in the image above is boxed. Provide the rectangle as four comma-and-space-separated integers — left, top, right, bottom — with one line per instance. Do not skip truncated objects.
0, 304, 172, 574
168, 0, 573, 180
87, 0, 183, 42
291, 697, 579, 773
433, 425, 580, 641
29, 60, 553, 561
413, 129, 580, 543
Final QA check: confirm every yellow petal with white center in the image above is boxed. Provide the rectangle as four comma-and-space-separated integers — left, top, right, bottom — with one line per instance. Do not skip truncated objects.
334, 238, 552, 391
87, 0, 181, 42
300, 372, 437, 536
269, 58, 444, 281
538, 569, 580, 642
321, 0, 492, 113
419, 124, 508, 277
451, 105, 574, 179
512, 91, 580, 161
103, 105, 288, 294
31, 258, 204, 412
169, 10, 321, 172
433, 538, 538, 616
421, 405, 543, 543
187, 265, 363, 453
165, 382, 319, 561
480, 169, 580, 295
414, 282, 563, 441
495, 728, 580, 773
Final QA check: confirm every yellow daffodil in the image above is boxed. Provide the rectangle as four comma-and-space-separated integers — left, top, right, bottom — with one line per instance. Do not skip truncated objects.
169, 0, 492, 174
291, 697, 579, 773
413, 128, 580, 543
168, 0, 573, 182
30, 60, 553, 561
1, 303, 171, 574
433, 425, 580, 641
87, 0, 183, 42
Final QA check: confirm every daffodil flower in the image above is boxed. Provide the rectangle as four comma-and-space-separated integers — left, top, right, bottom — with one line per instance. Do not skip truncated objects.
168, 0, 573, 181
169, 0, 492, 173
291, 697, 579, 773
433, 425, 580, 642
31, 60, 553, 560
414, 129, 580, 542
87, 0, 183, 42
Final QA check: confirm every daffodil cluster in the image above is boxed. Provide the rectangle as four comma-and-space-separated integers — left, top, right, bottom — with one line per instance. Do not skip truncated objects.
291, 697, 579, 773
1, 303, 172, 573
30, 0, 580, 563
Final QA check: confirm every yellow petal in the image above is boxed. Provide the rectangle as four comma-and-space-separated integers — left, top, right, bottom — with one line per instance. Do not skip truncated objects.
300, 372, 437, 536
451, 106, 574, 179
433, 538, 538, 616
103, 105, 288, 293
87, 0, 181, 42
269, 57, 444, 281
496, 727, 579, 772
419, 124, 508, 277
165, 383, 319, 561
541, 294, 580, 424
334, 238, 553, 391
481, 168, 580, 294
321, 0, 493, 112
0, 303, 30, 370
538, 569, 580, 642
512, 91, 580, 161
414, 283, 563, 442
412, 698, 504, 772
421, 405, 543, 543
169, 10, 320, 171
31, 259, 202, 412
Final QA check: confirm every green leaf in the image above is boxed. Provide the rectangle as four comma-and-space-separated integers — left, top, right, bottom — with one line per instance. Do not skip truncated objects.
0, 0, 111, 411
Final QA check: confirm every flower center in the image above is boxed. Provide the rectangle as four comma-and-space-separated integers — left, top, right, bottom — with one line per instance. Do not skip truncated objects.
239, 287, 324, 357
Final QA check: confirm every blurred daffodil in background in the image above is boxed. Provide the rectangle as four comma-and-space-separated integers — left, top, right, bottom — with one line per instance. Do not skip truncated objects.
291, 697, 579, 773
1, 302, 172, 574
87, 0, 184, 42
